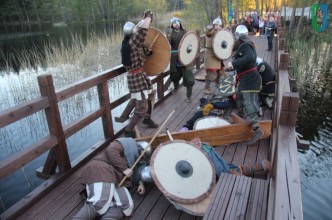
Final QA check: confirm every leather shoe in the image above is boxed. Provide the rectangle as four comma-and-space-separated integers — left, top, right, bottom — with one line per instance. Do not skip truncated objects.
142, 118, 159, 128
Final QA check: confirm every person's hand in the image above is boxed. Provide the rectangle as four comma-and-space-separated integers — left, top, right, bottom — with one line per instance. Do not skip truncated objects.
227, 62, 234, 70
137, 180, 146, 195
123, 168, 133, 178
143, 9, 153, 21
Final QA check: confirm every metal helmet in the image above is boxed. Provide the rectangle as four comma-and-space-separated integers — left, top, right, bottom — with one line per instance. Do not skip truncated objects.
170, 17, 180, 25
137, 141, 152, 157
256, 57, 265, 72
123, 21, 136, 36
235, 25, 248, 40
212, 17, 222, 26
139, 166, 153, 182
256, 57, 264, 65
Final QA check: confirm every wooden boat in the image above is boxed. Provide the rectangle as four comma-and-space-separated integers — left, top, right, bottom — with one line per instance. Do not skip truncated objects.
136, 113, 272, 147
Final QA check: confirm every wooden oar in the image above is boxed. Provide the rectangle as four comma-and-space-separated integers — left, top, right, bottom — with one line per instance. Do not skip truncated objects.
118, 109, 175, 187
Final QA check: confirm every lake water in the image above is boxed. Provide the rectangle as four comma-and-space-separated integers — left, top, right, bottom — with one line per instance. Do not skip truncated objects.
0, 23, 332, 219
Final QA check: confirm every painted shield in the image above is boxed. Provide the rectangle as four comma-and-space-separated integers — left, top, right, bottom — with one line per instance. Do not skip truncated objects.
212, 29, 235, 60
151, 140, 216, 204
144, 27, 171, 76
178, 31, 199, 66
194, 116, 230, 130
218, 74, 236, 96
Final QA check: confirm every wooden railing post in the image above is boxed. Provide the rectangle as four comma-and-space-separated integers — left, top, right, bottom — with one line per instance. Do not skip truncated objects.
38, 74, 71, 175
195, 30, 201, 70
278, 38, 285, 51
280, 92, 300, 126
279, 53, 289, 70
97, 81, 114, 139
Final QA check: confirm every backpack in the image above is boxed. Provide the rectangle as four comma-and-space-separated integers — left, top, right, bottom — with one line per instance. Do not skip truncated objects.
120, 36, 132, 67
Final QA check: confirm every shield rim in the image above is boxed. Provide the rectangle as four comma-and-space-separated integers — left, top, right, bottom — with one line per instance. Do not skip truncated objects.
193, 116, 231, 130
178, 31, 199, 66
212, 28, 235, 60
150, 140, 216, 204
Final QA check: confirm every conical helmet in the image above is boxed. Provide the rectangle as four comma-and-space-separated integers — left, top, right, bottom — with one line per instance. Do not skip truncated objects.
235, 25, 248, 40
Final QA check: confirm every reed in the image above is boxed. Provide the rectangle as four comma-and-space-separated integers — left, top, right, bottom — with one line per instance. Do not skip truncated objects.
287, 27, 332, 95
0, 32, 128, 166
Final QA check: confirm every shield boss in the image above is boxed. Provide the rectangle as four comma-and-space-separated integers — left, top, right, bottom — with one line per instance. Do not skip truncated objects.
212, 29, 235, 60
178, 31, 199, 66
151, 140, 216, 204
144, 27, 171, 76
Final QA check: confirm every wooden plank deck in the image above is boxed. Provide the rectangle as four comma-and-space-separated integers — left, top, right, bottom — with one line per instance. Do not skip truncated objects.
5, 35, 276, 220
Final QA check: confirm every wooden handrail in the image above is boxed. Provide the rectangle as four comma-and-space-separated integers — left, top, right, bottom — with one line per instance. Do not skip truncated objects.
0, 31, 207, 181
267, 29, 303, 220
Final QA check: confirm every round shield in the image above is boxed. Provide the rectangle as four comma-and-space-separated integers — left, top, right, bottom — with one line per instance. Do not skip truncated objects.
151, 140, 216, 204
212, 29, 235, 60
178, 31, 199, 66
194, 116, 230, 130
144, 27, 171, 76
167, 194, 212, 216
218, 74, 236, 96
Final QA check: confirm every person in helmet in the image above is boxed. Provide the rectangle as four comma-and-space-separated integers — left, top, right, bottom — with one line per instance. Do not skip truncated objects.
256, 57, 276, 108
204, 17, 227, 95
227, 25, 264, 145
167, 17, 195, 103
122, 9, 158, 139
73, 138, 153, 220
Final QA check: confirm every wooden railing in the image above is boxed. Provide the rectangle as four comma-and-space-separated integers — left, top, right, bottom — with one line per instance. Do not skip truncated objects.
267, 26, 304, 220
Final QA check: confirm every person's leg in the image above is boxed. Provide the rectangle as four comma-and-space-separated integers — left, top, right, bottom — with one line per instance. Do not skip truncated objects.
101, 207, 123, 220
205, 70, 217, 95
242, 92, 264, 145
180, 111, 204, 131
235, 91, 245, 118
267, 36, 273, 50
125, 98, 147, 137
143, 91, 158, 128
170, 71, 181, 94
72, 203, 98, 220
185, 86, 193, 103
239, 159, 271, 177
86, 182, 115, 215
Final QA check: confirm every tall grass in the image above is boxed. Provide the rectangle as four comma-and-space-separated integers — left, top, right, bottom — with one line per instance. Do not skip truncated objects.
287, 27, 332, 95
0, 31, 128, 161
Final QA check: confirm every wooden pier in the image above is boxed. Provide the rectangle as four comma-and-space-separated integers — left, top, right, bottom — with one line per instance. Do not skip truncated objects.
0, 28, 303, 220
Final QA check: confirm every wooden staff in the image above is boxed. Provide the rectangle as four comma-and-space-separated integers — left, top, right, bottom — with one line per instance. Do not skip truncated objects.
166, 128, 173, 141
118, 109, 175, 187
149, 33, 160, 50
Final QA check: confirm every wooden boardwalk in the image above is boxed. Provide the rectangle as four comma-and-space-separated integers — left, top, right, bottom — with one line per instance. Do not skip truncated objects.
2, 35, 277, 220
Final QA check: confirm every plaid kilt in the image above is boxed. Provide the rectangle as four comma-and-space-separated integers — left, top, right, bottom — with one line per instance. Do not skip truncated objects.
127, 71, 152, 93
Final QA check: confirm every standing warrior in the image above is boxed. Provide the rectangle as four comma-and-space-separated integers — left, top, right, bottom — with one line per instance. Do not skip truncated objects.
121, 9, 159, 138
204, 17, 226, 95
227, 25, 264, 145
167, 17, 195, 103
